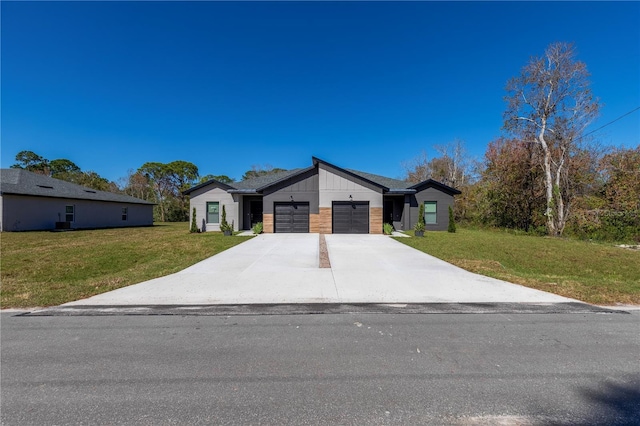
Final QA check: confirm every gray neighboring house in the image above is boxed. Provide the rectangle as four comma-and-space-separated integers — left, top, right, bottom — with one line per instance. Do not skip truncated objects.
184, 157, 461, 234
0, 169, 154, 232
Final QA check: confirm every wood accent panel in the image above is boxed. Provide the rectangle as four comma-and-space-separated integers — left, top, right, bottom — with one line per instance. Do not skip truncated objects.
319, 207, 332, 234
263, 214, 274, 233
370, 207, 383, 234
309, 213, 320, 233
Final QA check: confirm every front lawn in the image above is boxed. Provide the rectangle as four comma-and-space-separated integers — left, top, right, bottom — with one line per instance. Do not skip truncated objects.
396, 228, 640, 305
1, 223, 248, 308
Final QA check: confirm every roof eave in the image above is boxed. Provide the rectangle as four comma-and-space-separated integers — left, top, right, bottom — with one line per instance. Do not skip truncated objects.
311, 157, 389, 191
183, 179, 236, 195
385, 189, 416, 195
227, 189, 260, 194
254, 165, 317, 192
408, 179, 462, 195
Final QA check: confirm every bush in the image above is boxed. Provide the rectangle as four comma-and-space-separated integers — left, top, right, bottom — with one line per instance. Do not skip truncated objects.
566, 209, 640, 242
220, 205, 232, 233
252, 222, 263, 235
190, 207, 198, 233
448, 206, 456, 233
417, 203, 425, 228
383, 223, 393, 235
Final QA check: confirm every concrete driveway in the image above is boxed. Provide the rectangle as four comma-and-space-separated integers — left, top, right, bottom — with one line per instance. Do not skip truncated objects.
64, 234, 575, 306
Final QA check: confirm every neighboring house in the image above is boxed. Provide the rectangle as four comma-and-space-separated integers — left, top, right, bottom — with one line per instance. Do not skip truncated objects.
0, 169, 154, 232
184, 157, 461, 234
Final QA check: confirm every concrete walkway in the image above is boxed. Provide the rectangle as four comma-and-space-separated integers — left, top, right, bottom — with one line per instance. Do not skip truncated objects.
64, 234, 576, 306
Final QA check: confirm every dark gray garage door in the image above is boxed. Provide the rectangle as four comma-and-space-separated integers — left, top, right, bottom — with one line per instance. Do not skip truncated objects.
274, 202, 310, 233
332, 201, 369, 234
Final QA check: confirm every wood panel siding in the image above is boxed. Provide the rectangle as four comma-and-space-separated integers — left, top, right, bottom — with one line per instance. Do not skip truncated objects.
370, 207, 383, 234
263, 214, 274, 233
309, 213, 320, 233
319, 207, 332, 234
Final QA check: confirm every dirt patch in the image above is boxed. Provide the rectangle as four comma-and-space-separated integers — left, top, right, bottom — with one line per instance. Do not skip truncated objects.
319, 234, 331, 268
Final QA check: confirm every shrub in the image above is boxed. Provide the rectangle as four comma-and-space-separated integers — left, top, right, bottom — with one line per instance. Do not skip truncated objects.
252, 222, 263, 235
383, 223, 393, 235
220, 205, 232, 233
415, 203, 426, 233
190, 207, 198, 233
448, 206, 456, 233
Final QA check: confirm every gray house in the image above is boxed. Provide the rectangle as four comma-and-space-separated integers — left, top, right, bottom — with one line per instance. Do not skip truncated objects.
184, 157, 460, 234
0, 169, 154, 232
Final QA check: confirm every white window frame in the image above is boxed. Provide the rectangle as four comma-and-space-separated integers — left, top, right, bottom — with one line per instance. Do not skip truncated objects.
206, 202, 220, 224
424, 201, 437, 225
65, 205, 75, 222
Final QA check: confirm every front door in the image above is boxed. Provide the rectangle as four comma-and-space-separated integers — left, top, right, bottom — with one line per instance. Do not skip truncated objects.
250, 201, 263, 227
383, 200, 394, 224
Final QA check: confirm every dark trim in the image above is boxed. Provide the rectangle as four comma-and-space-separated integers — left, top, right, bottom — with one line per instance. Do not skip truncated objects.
312, 157, 389, 191
408, 179, 461, 195
228, 189, 260, 194
0, 191, 155, 205
255, 165, 316, 192
182, 179, 236, 195
385, 189, 416, 195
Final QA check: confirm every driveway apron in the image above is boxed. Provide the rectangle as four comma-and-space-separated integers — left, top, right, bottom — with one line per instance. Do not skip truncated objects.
64, 234, 575, 306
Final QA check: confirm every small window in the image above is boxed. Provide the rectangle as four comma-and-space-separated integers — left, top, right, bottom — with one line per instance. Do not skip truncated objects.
65, 205, 75, 222
424, 201, 437, 224
207, 202, 220, 224
122, 207, 128, 221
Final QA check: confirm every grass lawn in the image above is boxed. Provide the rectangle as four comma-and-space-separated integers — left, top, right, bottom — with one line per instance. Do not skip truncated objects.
1, 223, 248, 308
396, 227, 640, 305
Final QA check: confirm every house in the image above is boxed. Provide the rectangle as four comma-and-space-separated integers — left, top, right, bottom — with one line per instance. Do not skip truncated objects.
0, 168, 154, 231
184, 157, 461, 234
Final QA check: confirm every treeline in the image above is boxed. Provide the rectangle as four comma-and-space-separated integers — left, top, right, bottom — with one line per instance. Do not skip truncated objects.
403, 42, 639, 242
404, 141, 639, 242
10, 151, 285, 223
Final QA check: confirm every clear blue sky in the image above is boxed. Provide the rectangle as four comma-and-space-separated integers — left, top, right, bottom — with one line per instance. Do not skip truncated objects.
2, 1, 639, 183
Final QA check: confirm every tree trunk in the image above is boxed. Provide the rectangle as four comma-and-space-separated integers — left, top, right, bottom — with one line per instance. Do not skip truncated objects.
538, 127, 557, 236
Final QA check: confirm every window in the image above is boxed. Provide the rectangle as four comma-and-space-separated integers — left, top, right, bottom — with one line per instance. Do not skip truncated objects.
424, 201, 437, 224
207, 202, 219, 223
122, 207, 128, 221
65, 205, 75, 222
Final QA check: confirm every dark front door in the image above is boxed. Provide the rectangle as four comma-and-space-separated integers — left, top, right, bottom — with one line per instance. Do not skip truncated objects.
332, 201, 369, 234
250, 201, 263, 227
274, 202, 310, 233
383, 199, 394, 224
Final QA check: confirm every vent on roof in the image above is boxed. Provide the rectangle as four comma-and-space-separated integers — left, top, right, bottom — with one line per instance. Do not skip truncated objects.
84, 190, 97, 193
37, 185, 54, 189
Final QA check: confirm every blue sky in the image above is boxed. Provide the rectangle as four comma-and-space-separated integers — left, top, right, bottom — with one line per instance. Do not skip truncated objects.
2, 1, 639, 183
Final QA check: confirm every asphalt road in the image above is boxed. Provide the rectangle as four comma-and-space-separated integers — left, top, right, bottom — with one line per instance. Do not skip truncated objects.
2, 311, 639, 425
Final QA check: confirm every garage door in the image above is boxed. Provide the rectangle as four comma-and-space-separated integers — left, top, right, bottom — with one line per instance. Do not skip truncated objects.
332, 201, 369, 234
274, 202, 310, 233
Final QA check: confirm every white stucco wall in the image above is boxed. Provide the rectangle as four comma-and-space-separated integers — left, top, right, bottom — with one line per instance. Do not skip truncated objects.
318, 167, 382, 208
0, 194, 153, 231
188, 185, 239, 232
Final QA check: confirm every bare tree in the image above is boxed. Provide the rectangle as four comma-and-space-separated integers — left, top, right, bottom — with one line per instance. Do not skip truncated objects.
504, 42, 599, 236
402, 150, 430, 184
433, 138, 470, 187
403, 140, 473, 187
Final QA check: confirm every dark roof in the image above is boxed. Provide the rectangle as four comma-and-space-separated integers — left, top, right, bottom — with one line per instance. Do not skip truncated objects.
408, 178, 462, 195
345, 169, 412, 190
182, 177, 235, 195
0, 169, 154, 205
183, 157, 461, 196
231, 168, 307, 190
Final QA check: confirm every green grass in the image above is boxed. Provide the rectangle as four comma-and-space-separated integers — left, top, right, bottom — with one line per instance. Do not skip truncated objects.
1, 223, 248, 308
396, 228, 640, 305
